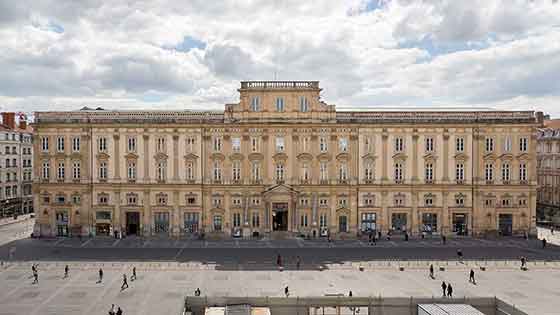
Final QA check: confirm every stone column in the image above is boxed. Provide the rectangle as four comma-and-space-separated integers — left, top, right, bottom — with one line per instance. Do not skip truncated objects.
114, 190, 121, 232
381, 191, 389, 233
262, 135, 269, 183
243, 195, 249, 226
411, 191, 418, 235
113, 134, 120, 181
143, 189, 151, 236
82, 134, 91, 181
442, 191, 449, 235
443, 133, 450, 183
173, 135, 179, 182
173, 191, 180, 237
312, 192, 318, 226
381, 133, 388, 183
412, 134, 419, 183
143, 134, 150, 183
265, 200, 270, 232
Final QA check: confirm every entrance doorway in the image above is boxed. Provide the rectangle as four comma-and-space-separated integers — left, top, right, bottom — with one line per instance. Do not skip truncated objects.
126, 212, 140, 235
452, 213, 468, 235
498, 214, 513, 236
272, 203, 288, 231
391, 213, 408, 233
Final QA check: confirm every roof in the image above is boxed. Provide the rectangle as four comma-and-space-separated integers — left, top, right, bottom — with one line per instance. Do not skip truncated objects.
417, 304, 485, 315
544, 119, 560, 128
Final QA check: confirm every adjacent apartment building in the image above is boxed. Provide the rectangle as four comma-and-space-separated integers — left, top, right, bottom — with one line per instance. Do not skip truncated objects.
537, 119, 560, 223
33, 81, 542, 238
0, 112, 34, 218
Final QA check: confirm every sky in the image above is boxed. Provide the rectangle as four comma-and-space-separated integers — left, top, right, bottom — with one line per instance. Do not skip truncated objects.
1, 0, 560, 117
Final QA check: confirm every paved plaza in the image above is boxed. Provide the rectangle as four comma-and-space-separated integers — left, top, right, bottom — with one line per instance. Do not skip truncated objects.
0, 260, 557, 314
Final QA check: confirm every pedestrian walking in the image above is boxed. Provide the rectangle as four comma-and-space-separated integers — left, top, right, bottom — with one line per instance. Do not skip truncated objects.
296, 256, 301, 270
284, 286, 289, 297
368, 232, 373, 245
98, 268, 104, 283
520, 256, 527, 270
404, 232, 409, 241
131, 266, 136, 281
30, 264, 36, 278
469, 269, 476, 284
32, 270, 38, 284
441, 281, 447, 297
551, 226, 555, 235
457, 248, 463, 262
195, 288, 201, 296
108, 304, 115, 315
442, 235, 447, 245
121, 274, 129, 290
429, 264, 434, 279
64, 265, 69, 278
116, 307, 123, 315
277, 254, 282, 267
349, 290, 353, 297
447, 283, 453, 297
542, 238, 547, 248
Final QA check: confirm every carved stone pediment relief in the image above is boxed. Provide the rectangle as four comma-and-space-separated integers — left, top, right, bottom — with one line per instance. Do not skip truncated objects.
423, 153, 437, 161
184, 153, 199, 161
96, 152, 110, 160
272, 152, 288, 161
210, 152, 225, 161
336, 152, 350, 161
316, 152, 332, 161
125, 153, 139, 160
483, 153, 497, 161
229, 153, 245, 161
499, 153, 514, 161
297, 153, 313, 161
361, 153, 377, 161
454, 153, 469, 161
392, 153, 408, 161
517, 153, 530, 160
248, 152, 264, 161
335, 207, 351, 214
154, 152, 168, 161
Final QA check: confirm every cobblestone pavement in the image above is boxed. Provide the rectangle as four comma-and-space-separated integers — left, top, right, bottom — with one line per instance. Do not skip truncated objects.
0, 260, 557, 314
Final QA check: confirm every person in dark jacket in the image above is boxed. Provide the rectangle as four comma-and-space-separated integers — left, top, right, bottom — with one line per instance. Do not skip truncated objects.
447, 283, 453, 297
441, 281, 447, 297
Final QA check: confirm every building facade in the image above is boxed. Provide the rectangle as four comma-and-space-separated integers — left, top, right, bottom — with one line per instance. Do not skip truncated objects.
1, 112, 34, 218
33, 81, 541, 238
537, 119, 560, 223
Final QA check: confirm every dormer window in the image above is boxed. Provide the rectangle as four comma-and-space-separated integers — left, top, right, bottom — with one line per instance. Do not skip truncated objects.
250, 96, 260, 112
299, 96, 309, 112
276, 97, 285, 112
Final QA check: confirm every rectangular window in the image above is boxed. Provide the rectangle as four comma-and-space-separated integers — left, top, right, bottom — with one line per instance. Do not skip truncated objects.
320, 162, 328, 181
503, 136, 512, 152
232, 137, 241, 152
41, 136, 49, 152
251, 161, 260, 181
56, 136, 65, 152
184, 212, 199, 233
276, 97, 284, 112
72, 137, 80, 152
213, 136, 222, 152
186, 137, 196, 152
233, 213, 241, 227
99, 162, 108, 180
425, 137, 434, 152
42, 161, 50, 179
339, 138, 348, 152
361, 213, 377, 232
456, 137, 464, 152
157, 137, 166, 152
519, 137, 528, 152
394, 162, 403, 183
72, 161, 81, 180
319, 137, 328, 152
455, 195, 465, 207
57, 162, 65, 180
456, 163, 465, 182
213, 215, 223, 231
157, 161, 166, 181
251, 137, 259, 152
302, 137, 310, 152
519, 163, 527, 182
485, 137, 494, 152
425, 163, 434, 183
299, 96, 309, 112
98, 137, 107, 152
127, 136, 136, 152
213, 161, 222, 181
319, 213, 327, 228
364, 136, 373, 153
250, 96, 260, 112
232, 161, 241, 181
186, 161, 194, 180
502, 162, 510, 182
300, 213, 308, 227
485, 163, 494, 181
252, 212, 260, 227
276, 137, 285, 152
127, 161, 136, 180
364, 161, 374, 181
395, 137, 404, 152
339, 163, 348, 181
276, 163, 285, 181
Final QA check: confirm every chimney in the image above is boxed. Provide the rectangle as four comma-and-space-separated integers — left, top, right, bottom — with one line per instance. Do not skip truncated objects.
19, 119, 27, 130
1, 112, 16, 129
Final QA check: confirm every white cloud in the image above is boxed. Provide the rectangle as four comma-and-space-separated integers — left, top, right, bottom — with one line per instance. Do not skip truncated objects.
1, 0, 560, 117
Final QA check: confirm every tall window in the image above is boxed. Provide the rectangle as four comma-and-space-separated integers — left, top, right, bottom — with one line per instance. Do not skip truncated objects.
250, 96, 260, 112
232, 137, 241, 152
72, 161, 81, 180
364, 161, 374, 181
157, 137, 166, 152
127, 161, 136, 180
186, 161, 194, 180
41, 136, 49, 152
276, 163, 285, 181
251, 161, 260, 181
456, 163, 464, 181
395, 137, 404, 152
339, 138, 348, 152
300, 213, 308, 227
232, 161, 241, 181
519, 137, 528, 152
320, 162, 328, 181
425, 163, 434, 182
319, 213, 327, 228
276, 137, 285, 152
485, 137, 494, 152
364, 137, 373, 153
519, 163, 527, 181
128, 136, 136, 152
299, 96, 309, 112
339, 163, 348, 181
394, 162, 403, 182
503, 136, 512, 152
302, 163, 310, 181
57, 162, 65, 180
502, 162, 510, 182
276, 97, 284, 112
485, 163, 494, 181
213, 136, 222, 152
72, 137, 80, 152
56, 136, 65, 152
42, 161, 50, 179
213, 161, 222, 181
319, 137, 328, 152
233, 213, 241, 227
456, 137, 464, 152
302, 137, 310, 152
157, 161, 166, 181
252, 211, 260, 227
99, 161, 108, 180
98, 137, 107, 152
186, 137, 196, 152
425, 137, 434, 152
251, 137, 259, 152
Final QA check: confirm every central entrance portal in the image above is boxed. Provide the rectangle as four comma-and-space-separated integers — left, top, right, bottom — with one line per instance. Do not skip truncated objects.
126, 212, 140, 235
272, 202, 288, 231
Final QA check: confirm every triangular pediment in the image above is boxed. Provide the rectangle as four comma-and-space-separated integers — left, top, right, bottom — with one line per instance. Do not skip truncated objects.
517, 153, 530, 160
423, 153, 437, 161
392, 153, 408, 160
483, 153, 497, 160
154, 152, 168, 161
263, 184, 299, 195
296, 152, 314, 161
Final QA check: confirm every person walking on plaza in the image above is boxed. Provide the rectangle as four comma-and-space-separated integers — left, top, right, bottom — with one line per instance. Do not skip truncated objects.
108, 303, 115, 315
447, 283, 453, 297
521, 256, 527, 270
31, 263, 36, 278
284, 286, 289, 297
457, 248, 463, 262
277, 254, 282, 267
32, 269, 38, 284
64, 265, 69, 278
116, 307, 123, 315
442, 235, 447, 245
98, 268, 104, 283
469, 269, 476, 284
429, 264, 434, 279
121, 274, 129, 290
195, 288, 201, 296
131, 266, 136, 281
296, 256, 301, 270
441, 281, 447, 297
542, 238, 547, 248
349, 290, 353, 297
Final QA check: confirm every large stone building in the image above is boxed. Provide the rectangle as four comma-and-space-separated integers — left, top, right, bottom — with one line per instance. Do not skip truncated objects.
1, 112, 34, 218
33, 81, 542, 238
537, 119, 560, 223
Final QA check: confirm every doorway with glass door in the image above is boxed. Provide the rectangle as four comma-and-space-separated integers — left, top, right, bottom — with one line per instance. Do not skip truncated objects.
272, 203, 288, 231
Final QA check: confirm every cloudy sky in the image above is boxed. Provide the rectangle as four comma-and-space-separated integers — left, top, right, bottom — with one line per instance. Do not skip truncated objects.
1, 0, 560, 117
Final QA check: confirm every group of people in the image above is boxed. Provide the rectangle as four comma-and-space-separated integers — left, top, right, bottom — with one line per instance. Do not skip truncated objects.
276, 254, 302, 270
108, 304, 123, 315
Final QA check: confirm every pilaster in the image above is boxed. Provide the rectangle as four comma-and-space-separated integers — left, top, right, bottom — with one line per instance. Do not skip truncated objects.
113, 134, 120, 180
